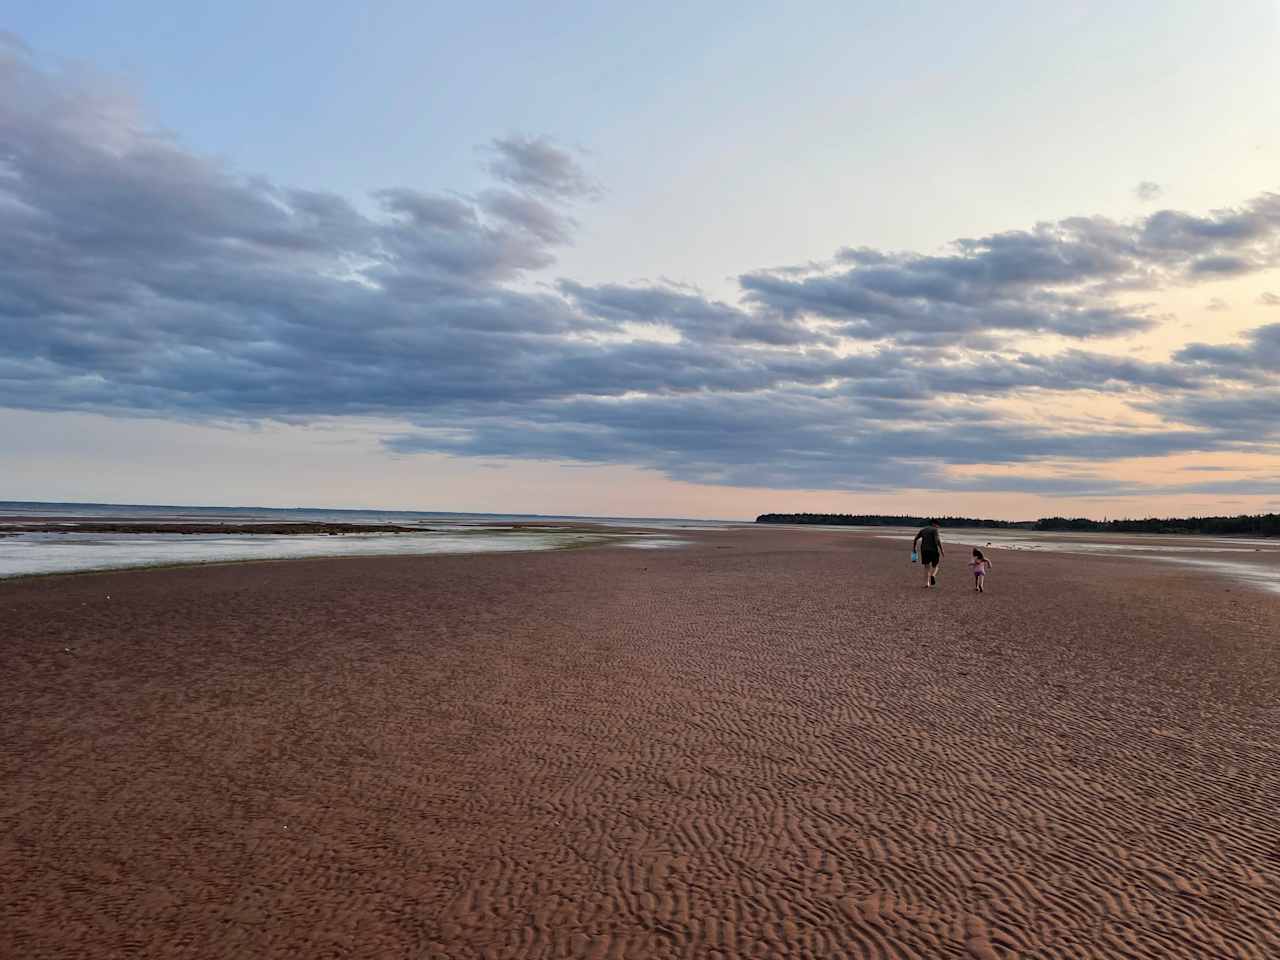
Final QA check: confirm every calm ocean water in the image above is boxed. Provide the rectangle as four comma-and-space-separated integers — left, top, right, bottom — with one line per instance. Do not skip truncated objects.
0, 501, 718, 578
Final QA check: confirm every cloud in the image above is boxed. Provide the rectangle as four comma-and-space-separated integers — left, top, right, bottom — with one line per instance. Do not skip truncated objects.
1152, 390, 1280, 439
1188, 254, 1254, 276
1205, 297, 1230, 311
556, 280, 826, 346
2, 39, 1280, 496
0, 31, 31, 55
740, 197, 1280, 346
1135, 181, 1164, 202
387, 388, 1227, 492
1260, 291, 1280, 307
738, 266, 1157, 344
1174, 324, 1280, 378
484, 135, 601, 201
478, 187, 576, 244
1140, 199, 1280, 254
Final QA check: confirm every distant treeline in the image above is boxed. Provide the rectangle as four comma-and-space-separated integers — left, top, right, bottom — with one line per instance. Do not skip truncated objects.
755, 512, 1280, 537
755, 514, 1031, 529
1033, 514, 1280, 536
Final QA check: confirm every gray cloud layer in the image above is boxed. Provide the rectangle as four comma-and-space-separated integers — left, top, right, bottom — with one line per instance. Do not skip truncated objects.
3, 43, 1280, 495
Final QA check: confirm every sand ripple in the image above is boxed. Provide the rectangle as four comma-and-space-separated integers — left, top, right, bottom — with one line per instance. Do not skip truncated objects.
3, 529, 1279, 958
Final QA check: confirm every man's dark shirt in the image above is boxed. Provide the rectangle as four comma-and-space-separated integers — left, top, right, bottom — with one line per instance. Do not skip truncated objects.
916, 526, 941, 553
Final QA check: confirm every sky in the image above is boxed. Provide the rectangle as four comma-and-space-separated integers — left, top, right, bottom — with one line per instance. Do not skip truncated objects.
2, 2, 1280, 520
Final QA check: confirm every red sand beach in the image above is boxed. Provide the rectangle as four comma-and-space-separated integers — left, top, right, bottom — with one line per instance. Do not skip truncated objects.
3, 526, 1279, 958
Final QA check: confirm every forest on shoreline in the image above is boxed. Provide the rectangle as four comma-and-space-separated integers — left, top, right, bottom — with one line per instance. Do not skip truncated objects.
755, 513, 1280, 536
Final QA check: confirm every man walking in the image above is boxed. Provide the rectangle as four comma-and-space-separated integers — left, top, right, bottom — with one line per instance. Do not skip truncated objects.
913, 519, 945, 588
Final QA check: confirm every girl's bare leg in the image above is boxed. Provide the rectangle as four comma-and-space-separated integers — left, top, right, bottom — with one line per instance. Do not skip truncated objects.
977, 574, 985, 593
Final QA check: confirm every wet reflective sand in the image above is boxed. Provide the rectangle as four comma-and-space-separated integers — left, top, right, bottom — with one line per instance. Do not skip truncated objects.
0, 529, 687, 579
876, 528, 1280, 595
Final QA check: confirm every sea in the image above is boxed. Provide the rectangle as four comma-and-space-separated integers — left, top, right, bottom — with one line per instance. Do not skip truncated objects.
0, 500, 733, 579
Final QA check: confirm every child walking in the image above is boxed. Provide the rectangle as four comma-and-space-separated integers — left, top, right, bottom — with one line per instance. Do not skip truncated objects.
970, 548, 992, 592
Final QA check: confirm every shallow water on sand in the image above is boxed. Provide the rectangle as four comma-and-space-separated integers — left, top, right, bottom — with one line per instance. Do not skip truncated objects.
616, 537, 690, 550
879, 529, 1280, 595
0, 529, 648, 579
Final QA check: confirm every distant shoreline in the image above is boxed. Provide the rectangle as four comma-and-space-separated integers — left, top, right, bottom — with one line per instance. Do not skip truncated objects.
756, 512, 1280, 537
0, 500, 741, 526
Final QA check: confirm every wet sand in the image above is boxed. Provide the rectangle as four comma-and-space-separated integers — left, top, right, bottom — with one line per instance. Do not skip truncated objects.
3, 526, 1279, 958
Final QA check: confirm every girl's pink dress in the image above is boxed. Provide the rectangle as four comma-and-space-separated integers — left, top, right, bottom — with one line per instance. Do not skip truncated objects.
969, 560, 990, 576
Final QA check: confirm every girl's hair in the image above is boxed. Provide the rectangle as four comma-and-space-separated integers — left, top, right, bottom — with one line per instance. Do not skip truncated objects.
972, 548, 985, 560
